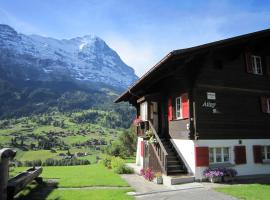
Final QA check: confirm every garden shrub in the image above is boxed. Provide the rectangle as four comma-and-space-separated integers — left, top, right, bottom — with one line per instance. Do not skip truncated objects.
102, 156, 134, 174
114, 164, 134, 174
102, 155, 112, 168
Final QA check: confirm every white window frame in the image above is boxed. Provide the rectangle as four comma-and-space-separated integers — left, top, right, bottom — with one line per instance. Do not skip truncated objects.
175, 96, 182, 119
251, 55, 263, 75
267, 98, 270, 113
262, 146, 270, 161
209, 147, 231, 164
140, 102, 148, 121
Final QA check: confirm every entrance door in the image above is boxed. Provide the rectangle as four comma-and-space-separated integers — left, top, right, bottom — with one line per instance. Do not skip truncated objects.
150, 101, 159, 132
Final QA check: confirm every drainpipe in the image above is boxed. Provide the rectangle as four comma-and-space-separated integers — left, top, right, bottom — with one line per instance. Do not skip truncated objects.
0, 148, 16, 200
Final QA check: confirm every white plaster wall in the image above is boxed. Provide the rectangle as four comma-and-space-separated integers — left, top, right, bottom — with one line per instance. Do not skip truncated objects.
171, 139, 196, 175
195, 139, 270, 180
136, 137, 144, 167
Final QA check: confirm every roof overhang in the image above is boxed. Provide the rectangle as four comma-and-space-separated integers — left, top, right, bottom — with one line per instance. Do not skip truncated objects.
115, 28, 270, 104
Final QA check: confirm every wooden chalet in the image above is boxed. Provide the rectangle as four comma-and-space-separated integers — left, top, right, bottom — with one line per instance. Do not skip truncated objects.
116, 29, 270, 181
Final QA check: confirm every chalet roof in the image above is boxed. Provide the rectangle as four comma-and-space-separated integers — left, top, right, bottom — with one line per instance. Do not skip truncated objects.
115, 28, 270, 103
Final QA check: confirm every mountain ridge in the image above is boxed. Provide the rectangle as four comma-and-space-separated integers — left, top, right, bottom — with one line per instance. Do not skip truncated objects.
0, 24, 138, 89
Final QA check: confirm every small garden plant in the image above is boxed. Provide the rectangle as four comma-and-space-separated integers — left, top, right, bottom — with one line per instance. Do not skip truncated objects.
140, 168, 154, 181
102, 156, 134, 174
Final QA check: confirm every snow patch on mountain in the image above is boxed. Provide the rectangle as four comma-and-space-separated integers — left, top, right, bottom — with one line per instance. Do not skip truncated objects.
0, 24, 138, 88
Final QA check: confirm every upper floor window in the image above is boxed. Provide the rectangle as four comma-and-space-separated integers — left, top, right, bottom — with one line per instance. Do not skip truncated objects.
262, 146, 270, 161
209, 147, 230, 163
245, 52, 264, 75
175, 97, 182, 119
251, 55, 263, 75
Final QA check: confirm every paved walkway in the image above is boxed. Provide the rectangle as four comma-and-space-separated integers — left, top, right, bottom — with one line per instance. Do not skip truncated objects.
121, 174, 237, 200
135, 188, 237, 200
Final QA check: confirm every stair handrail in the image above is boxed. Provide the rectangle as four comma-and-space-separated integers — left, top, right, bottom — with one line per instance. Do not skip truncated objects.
148, 121, 168, 156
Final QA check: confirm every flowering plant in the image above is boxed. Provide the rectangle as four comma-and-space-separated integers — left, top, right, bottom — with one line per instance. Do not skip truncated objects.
133, 116, 142, 126
203, 167, 225, 178
155, 172, 162, 178
140, 168, 154, 181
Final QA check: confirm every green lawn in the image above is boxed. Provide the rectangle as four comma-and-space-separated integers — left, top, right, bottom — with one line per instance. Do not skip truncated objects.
216, 184, 270, 200
13, 164, 133, 200
12, 164, 129, 187
16, 150, 66, 161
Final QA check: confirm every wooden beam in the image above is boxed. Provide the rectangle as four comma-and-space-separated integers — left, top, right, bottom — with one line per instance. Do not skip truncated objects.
197, 84, 270, 94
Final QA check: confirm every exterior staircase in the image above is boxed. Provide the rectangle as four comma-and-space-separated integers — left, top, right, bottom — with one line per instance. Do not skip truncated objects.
161, 138, 187, 175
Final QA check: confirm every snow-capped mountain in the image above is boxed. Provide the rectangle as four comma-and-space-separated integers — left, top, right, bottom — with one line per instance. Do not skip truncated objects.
0, 24, 138, 88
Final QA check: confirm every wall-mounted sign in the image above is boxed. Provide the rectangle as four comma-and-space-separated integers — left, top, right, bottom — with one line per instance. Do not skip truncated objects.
207, 92, 216, 100
202, 101, 216, 108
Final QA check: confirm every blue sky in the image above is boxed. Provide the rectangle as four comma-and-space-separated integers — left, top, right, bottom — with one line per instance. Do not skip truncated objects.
0, 0, 270, 76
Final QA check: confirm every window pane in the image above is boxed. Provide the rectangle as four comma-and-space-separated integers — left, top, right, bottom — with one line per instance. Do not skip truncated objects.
256, 57, 262, 73
223, 147, 230, 162
209, 148, 214, 163
267, 146, 270, 159
175, 97, 181, 118
216, 148, 222, 162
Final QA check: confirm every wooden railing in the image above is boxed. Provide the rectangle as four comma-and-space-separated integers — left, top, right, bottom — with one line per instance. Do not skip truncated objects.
148, 121, 168, 175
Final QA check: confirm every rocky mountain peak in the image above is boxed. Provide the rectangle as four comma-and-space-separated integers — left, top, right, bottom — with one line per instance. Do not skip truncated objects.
0, 24, 138, 89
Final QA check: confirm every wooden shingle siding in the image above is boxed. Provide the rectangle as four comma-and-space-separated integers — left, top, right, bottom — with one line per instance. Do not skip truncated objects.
168, 119, 189, 139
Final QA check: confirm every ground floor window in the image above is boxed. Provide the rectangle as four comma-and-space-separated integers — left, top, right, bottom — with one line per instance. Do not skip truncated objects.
262, 146, 270, 160
209, 147, 230, 163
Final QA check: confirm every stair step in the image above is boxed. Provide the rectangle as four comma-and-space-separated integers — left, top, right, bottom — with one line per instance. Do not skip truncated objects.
168, 165, 185, 170
167, 169, 186, 174
167, 160, 181, 164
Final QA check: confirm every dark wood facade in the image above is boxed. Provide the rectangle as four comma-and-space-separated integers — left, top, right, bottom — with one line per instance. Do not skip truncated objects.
116, 29, 270, 176
116, 29, 270, 141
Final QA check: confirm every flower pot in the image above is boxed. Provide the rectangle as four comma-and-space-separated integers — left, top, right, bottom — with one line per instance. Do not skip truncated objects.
155, 177, 163, 184
209, 176, 222, 183
223, 176, 235, 183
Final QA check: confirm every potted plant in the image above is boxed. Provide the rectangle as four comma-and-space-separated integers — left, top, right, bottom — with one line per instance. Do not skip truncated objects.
155, 172, 163, 184
145, 129, 153, 140
223, 168, 237, 182
203, 167, 225, 183
140, 168, 154, 181
133, 116, 142, 126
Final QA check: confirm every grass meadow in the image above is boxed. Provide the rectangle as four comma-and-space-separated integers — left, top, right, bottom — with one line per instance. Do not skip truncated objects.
13, 164, 133, 200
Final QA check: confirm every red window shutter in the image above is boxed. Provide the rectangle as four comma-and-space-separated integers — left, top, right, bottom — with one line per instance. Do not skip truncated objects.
140, 141, 144, 157
261, 96, 268, 113
253, 145, 263, 163
195, 147, 209, 167
245, 52, 253, 73
234, 146, 247, 165
168, 97, 173, 121
182, 93, 189, 119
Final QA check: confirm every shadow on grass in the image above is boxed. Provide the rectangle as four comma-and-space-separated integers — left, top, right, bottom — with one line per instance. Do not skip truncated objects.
15, 180, 59, 200
218, 176, 270, 186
